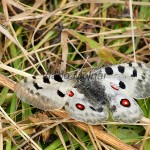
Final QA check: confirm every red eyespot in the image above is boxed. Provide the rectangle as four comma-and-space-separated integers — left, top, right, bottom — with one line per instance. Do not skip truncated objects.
67, 91, 74, 97
120, 99, 131, 107
111, 83, 119, 90
76, 103, 85, 110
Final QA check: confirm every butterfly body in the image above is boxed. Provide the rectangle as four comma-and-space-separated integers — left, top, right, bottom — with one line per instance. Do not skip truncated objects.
14, 62, 150, 124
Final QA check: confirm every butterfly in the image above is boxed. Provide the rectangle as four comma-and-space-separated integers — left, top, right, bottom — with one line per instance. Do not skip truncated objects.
14, 62, 150, 125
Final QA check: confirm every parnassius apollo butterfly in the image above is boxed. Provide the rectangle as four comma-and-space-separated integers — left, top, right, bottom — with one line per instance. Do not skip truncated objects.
14, 62, 150, 125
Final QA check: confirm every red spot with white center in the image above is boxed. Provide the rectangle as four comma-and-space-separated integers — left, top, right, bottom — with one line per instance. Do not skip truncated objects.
76, 103, 85, 110
67, 91, 74, 97
120, 99, 131, 107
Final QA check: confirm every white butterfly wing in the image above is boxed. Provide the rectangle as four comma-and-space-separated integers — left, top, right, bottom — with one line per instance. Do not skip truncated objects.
15, 74, 73, 110
64, 88, 108, 125
104, 81, 143, 123
109, 94, 143, 123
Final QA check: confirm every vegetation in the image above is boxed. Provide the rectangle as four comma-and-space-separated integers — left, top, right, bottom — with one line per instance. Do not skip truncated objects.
0, 0, 150, 149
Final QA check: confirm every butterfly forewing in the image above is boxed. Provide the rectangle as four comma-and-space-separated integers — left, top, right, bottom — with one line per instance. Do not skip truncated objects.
89, 62, 150, 99
15, 75, 74, 110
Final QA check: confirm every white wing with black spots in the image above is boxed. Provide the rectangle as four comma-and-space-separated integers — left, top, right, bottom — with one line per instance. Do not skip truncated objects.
64, 88, 108, 125
103, 81, 143, 123
15, 74, 74, 110
109, 93, 143, 123
88, 62, 150, 99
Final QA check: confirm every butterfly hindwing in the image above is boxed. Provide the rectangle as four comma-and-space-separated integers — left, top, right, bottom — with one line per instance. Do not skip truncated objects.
109, 94, 143, 123
104, 81, 143, 123
64, 88, 108, 125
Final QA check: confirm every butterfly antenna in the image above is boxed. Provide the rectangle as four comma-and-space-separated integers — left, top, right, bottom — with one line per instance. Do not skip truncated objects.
73, 57, 91, 85
76, 56, 90, 78
68, 38, 93, 68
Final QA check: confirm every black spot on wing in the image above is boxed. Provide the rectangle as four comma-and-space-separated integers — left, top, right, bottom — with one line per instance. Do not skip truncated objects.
54, 74, 63, 82
33, 82, 43, 90
57, 90, 65, 97
32, 76, 36, 79
118, 65, 125, 73
128, 62, 132, 66
89, 106, 96, 111
119, 81, 126, 89
133, 98, 138, 102
131, 69, 137, 77
43, 76, 50, 84
105, 66, 113, 75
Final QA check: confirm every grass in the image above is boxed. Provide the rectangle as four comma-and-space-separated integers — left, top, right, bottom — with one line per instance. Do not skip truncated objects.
0, 0, 150, 149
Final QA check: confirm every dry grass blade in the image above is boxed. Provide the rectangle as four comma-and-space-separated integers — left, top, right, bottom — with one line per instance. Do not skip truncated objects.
140, 123, 150, 150
53, 111, 137, 150
0, 106, 42, 150
0, 73, 138, 150
61, 124, 88, 150
0, 116, 3, 150
56, 126, 67, 150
